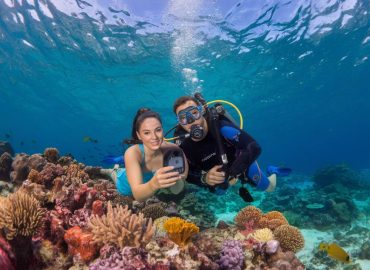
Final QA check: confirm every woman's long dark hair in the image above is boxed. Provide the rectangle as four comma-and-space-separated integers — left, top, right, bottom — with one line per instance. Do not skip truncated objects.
124, 108, 162, 145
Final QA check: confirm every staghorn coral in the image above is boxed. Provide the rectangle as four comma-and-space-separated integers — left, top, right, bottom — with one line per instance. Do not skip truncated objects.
88, 202, 154, 248
273, 224, 304, 253
258, 211, 289, 231
0, 191, 46, 240
251, 228, 274, 243
141, 203, 167, 221
163, 217, 199, 247
234, 206, 262, 229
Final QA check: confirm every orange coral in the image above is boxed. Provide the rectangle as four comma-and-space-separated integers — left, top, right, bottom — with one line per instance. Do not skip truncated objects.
163, 217, 199, 247
64, 226, 97, 262
234, 206, 262, 228
273, 224, 304, 253
258, 211, 288, 230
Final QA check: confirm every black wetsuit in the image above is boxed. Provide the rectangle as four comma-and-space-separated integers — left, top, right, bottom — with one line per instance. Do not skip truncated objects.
179, 119, 261, 189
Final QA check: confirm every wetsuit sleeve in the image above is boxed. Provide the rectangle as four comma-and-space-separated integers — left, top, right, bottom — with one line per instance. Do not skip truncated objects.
219, 120, 261, 177
186, 162, 210, 189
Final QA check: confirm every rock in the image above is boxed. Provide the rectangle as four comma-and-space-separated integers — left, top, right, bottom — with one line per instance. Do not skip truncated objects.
0, 141, 14, 156
0, 152, 12, 181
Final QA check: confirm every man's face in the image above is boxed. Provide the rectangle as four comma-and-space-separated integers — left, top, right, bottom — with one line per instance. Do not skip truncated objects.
176, 100, 207, 139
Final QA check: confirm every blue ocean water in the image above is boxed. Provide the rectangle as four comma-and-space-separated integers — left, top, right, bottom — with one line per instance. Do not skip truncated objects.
1, 0, 370, 174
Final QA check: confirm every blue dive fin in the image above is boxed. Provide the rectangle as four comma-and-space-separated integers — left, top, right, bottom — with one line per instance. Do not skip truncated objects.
266, 166, 292, 177
102, 155, 124, 165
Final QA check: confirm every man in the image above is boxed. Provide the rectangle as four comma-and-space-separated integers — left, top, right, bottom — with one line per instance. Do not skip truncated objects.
173, 95, 284, 199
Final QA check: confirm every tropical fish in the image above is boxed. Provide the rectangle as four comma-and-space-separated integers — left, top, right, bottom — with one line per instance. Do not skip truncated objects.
83, 136, 98, 143
319, 242, 351, 263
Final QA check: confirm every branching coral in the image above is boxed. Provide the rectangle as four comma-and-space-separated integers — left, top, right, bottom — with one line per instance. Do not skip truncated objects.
234, 206, 262, 228
163, 217, 199, 247
273, 225, 304, 253
0, 191, 46, 240
88, 202, 154, 248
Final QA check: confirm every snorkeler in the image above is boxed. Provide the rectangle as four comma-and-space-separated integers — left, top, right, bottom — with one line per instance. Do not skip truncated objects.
100, 108, 188, 202
172, 94, 290, 202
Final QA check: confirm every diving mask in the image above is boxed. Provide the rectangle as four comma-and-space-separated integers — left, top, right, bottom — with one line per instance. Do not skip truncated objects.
177, 105, 203, 126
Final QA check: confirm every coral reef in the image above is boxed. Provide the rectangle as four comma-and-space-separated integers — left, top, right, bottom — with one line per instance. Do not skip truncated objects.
257, 211, 289, 230
10, 154, 47, 184
64, 226, 97, 262
250, 228, 274, 243
313, 164, 363, 188
0, 236, 16, 270
141, 203, 167, 221
0, 141, 14, 156
43, 148, 59, 164
0, 152, 12, 181
273, 225, 304, 253
234, 206, 262, 228
89, 247, 151, 270
217, 240, 243, 270
88, 202, 154, 248
0, 190, 46, 240
163, 217, 199, 247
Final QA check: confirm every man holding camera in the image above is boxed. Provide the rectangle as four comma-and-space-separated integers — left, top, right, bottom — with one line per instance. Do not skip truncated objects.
173, 95, 279, 201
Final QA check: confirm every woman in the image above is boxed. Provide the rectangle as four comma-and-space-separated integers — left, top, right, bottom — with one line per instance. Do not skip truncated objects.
104, 108, 187, 202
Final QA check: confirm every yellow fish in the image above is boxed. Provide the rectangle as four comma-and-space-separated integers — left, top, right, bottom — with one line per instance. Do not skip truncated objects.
83, 136, 92, 143
319, 243, 351, 263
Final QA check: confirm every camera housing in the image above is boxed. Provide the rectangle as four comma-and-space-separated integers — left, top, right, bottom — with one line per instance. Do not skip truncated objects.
163, 148, 185, 174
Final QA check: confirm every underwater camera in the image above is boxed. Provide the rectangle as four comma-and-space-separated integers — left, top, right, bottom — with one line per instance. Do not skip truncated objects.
163, 148, 185, 174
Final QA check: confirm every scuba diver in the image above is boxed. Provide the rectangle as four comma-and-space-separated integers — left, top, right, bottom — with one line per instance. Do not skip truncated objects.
171, 93, 291, 202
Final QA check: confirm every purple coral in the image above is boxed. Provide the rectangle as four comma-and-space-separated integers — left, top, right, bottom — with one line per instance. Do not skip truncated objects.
265, 240, 280, 255
89, 247, 150, 270
217, 240, 244, 270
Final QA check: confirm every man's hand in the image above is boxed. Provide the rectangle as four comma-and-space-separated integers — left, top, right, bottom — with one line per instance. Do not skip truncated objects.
205, 165, 226, 186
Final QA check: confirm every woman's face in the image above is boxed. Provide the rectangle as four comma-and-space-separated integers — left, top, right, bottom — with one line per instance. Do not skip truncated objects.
136, 117, 163, 150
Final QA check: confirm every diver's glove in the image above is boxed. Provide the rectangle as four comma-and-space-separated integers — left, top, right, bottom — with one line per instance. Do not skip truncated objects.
228, 151, 252, 178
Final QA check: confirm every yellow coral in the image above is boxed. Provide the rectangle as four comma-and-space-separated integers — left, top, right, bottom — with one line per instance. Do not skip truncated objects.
89, 202, 154, 248
251, 228, 274, 243
234, 205, 262, 228
0, 191, 46, 240
273, 224, 304, 253
163, 217, 199, 247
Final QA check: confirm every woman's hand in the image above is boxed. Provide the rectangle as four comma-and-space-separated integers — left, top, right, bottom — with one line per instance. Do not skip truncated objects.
152, 166, 183, 190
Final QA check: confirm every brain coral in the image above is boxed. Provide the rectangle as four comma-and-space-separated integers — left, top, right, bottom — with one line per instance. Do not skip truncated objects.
273, 225, 304, 253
